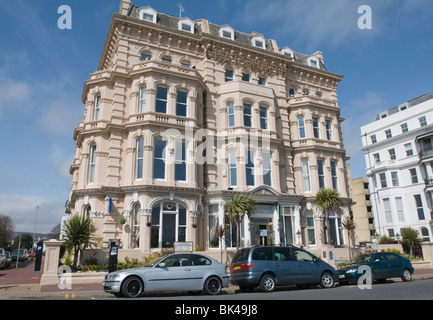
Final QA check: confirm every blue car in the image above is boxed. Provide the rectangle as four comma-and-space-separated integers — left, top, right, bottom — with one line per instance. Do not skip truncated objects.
230, 246, 338, 292
338, 252, 414, 284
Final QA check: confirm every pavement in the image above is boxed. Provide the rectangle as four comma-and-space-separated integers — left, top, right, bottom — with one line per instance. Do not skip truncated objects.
1, 259, 433, 299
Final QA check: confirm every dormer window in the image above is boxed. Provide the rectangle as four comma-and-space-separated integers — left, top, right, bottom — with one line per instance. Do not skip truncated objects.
219, 25, 234, 41
139, 7, 157, 24
307, 56, 320, 68
178, 18, 194, 34
281, 47, 294, 58
251, 35, 266, 49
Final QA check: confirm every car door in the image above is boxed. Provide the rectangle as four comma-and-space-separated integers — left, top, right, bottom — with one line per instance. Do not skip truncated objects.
383, 253, 403, 277
272, 247, 298, 284
292, 247, 322, 284
148, 254, 191, 291
189, 254, 213, 290
370, 253, 388, 279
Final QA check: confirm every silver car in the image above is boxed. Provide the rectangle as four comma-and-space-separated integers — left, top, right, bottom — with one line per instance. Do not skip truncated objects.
103, 253, 229, 298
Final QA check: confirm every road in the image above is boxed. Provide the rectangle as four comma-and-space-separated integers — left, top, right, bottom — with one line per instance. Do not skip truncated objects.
92, 279, 433, 300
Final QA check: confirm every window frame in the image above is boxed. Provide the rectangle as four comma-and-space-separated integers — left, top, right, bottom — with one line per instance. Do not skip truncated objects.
155, 86, 168, 114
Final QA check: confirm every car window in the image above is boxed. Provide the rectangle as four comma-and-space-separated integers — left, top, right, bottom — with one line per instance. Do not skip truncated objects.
163, 254, 189, 267
232, 249, 250, 263
274, 247, 295, 261
373, 253, 385, 262
293, 248, 314, 262
384, 253, 399, 262
191, 255, 212, 266
252, 247, 273, 261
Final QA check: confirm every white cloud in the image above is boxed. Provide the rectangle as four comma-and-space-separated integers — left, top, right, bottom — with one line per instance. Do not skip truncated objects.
0, 193, 66, 234
0, 78, 33, 117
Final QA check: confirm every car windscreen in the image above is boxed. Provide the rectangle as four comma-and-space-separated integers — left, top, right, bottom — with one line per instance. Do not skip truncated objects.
351, 254, 373, 264
143, 255, 168, 267
232, 248, 250, 263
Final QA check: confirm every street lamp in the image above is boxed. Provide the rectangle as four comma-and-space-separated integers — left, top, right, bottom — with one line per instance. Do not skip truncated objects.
32, 205, 39, 259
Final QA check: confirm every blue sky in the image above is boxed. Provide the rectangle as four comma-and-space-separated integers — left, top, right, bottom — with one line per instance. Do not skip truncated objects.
0, 0, 432, 233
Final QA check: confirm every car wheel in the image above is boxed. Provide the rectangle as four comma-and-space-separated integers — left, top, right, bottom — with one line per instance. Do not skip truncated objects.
121, 276, 144, 298
401, 268, 412, 282
204, 276, 222, 295
259, 274, 276, 292
319, 272, 335, 288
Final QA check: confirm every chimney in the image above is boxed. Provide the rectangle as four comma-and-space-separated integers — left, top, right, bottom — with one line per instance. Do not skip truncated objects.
119, 0, 131, 16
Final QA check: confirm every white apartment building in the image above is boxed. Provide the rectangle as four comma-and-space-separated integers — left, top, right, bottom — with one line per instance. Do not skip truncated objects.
361, 94, 433, 243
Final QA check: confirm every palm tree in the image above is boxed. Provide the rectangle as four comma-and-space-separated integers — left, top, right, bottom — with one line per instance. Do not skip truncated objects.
313, 188, 344, 245
62, 215, 99, 271
215, 224, 229, 263
224, 194, 256, 250
401, 227, 421, 258
342, 216, 356, 260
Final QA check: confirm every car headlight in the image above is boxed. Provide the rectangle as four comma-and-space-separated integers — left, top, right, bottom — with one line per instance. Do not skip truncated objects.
346, 269, 357, 274
106, 273, 121, 280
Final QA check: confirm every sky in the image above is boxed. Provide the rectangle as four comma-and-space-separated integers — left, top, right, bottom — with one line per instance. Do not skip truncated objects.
0, 0, 432, 234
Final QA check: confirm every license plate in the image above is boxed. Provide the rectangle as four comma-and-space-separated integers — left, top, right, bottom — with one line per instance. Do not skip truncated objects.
234, 266, 241, 270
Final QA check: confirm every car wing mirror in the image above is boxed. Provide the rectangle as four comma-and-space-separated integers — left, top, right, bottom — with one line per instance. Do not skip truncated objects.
374, 259, 380, 263
158, 262, 166, 268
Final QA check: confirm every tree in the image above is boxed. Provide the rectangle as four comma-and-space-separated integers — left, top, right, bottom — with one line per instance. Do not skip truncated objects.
62, 215, 99, 270
215, 224, 229, 263
342, 216, 356, 260
0, 214, 15, 248
313, 188, 344, 245
224, 194, 256, 250
46, 224, 61, 240
401, 227, 421, 258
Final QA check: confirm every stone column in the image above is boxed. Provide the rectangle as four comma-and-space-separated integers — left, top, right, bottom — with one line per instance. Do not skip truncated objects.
40, 240, 64, 286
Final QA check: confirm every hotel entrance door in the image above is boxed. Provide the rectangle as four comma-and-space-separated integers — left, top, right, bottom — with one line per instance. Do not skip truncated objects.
250, 219, 273, 246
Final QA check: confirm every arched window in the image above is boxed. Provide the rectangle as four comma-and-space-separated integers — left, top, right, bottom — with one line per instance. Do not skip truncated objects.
421, 227, 430, 242
176, 90, 188, 117
228, 149, 237, 187
153, 137, 166, 180
93, 95, 101, 121
227, 102, 235, 127
136, 137, 144, 180
131, 203, 141, 249
301, 159, 311, 192
155, 86, 168, 114
84, 205, 92, 218
139, 86, 147, 113
88, 144, 96, 184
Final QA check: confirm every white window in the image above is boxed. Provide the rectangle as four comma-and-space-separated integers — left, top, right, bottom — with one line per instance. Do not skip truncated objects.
298, 116, 306, 139
263, 152, 272, 186
331, 161, 338, 190
178, 18, 194, 33
409, 168, 418, 184
391, 171, 399, 186
317, 159, 325, 189
379, 173, 387, 188
246, 150, 255, 186
225, 69, 234, 82
325, 120, 333, 141
307, 57, 320, 68
229, 149, 237, 187
259, 106, 268, 130
155, 86, 168, 114
139, 86, 147, 113
405, 143, 413, 157
88, 144, 96, 184
419, 116, 427, 127
243, 102, 252, 128
302, 159, 311, 192
251, 35, 266, 49
153, 137, 166, 180
93, 95, 101, 121
395, 197, 405, 222
384, 198, 393, 223
175, 140, 186, 181
140, 8, 157, 24
306, 211, 315, 245
312, 116, 320, 138
136, 138, 144, 180
219, 25, 234, 40
281, 48, 294, 58
176, 90, 188, 117
385, 129, 392, 139
227, 102, 235, 127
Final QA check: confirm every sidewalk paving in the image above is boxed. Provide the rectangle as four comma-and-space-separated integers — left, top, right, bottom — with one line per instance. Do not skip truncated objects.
1, 259, 433, 299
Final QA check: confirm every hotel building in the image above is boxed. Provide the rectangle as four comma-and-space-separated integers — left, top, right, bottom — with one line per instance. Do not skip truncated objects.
361, 94, 433, 243
67, 0, 351, 257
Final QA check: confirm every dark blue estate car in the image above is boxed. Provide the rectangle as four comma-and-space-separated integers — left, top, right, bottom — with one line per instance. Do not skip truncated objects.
230, 246, 338, 292
338, 252, 414, 283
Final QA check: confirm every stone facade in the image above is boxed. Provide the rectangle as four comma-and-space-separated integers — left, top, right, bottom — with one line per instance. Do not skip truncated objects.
67, 0, 351, 255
